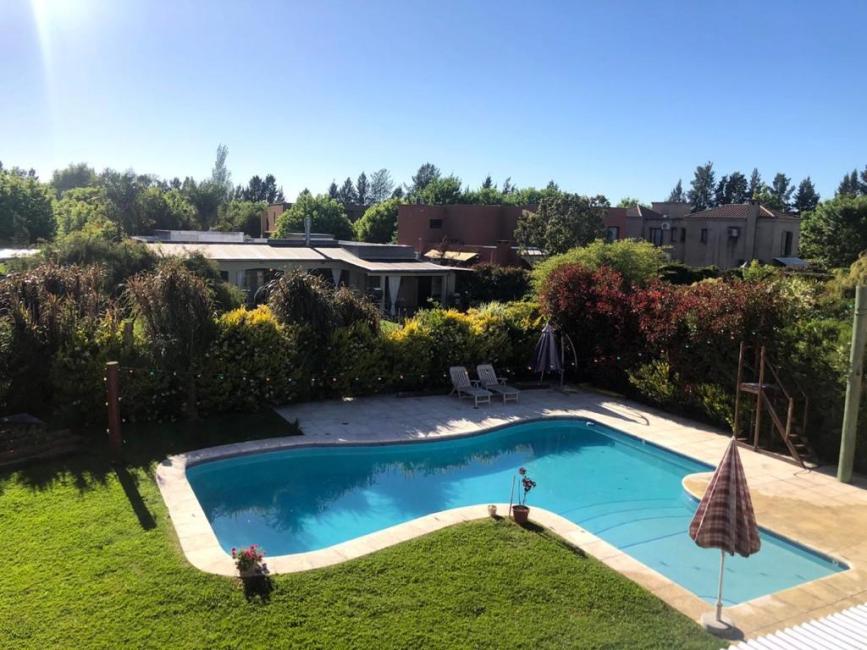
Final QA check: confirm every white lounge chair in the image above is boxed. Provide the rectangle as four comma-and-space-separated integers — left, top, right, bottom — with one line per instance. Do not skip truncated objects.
449, 366, 493, 407
476, 364, 520, 403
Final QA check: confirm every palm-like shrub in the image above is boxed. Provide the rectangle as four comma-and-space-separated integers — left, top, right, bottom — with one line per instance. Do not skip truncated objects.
125, 260, 215, 418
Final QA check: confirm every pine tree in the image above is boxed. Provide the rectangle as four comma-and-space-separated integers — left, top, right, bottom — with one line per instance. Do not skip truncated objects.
769, 173, 794, 210
482, 175, 494, 189
502, 177, 514, 194
667, 179, 685, 202
356, 172, 369, 205
794, 177, 820, 212
328, 181, 339, 199
860, 166, 867, 195
337, 177, 357, 204
748, 168, 763, 199
410, 163, 440, 194
726, 172, 748, 203
714, 175, 729, 206
368, 169, 394, 203
837, 170, 858, 197
687, 162, 716, 212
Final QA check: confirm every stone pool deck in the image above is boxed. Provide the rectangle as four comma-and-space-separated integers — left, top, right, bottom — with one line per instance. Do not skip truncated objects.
158, 388, 867, 640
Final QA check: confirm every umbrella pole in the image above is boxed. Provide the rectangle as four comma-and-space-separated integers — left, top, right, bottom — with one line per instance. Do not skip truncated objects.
715, 549, 725, 621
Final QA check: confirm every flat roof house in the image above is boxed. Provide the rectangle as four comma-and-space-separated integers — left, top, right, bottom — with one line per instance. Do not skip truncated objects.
136, 230, 462, 316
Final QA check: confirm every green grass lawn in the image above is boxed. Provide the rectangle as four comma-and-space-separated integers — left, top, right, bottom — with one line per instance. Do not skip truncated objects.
0, 414, 720, 649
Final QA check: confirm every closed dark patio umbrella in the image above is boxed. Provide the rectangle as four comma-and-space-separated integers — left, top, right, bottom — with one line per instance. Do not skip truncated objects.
532, 323, 562, 383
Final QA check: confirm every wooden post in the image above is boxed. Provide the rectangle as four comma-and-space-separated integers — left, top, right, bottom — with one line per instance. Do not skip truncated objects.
733, 342, 746, 438
106, 361, 122, 461
753, 346, 766, 450
839, 285, 867, 483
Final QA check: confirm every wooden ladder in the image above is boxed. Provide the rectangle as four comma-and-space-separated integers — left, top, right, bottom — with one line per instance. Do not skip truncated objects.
733, 342, 817, 468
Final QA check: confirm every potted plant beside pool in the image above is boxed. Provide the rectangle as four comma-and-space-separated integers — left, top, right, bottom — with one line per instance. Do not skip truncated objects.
510, 467, 536, 525
232, 544, 267, 578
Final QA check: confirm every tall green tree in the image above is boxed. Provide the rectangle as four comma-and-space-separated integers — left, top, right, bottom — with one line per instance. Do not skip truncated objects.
337, 177, 357, 205
140, 187, 198, 231
410, 162, 440, 194
482, 175, 494, 189
794, 177, 820, 213
210, 144, 232, 200
838, 169, 861, 197
368, 168, 394, 203
273, 190, 354, 240
617, 197, 642, 208
768, 172, 794, 210
714, 172, 749, 205
236, 174, 283, 203
50, 163, 96, 197
328, 181, 339, 199
214, 200, 266, 237
354, 198, 400, 243
356, 171, 369, 205
800, 195, 867, 267
515, 193, 606, 254
418, 175, 464, 204
687, 162, 716, 212
53, 187, 115, 238
748, 168, 763, 198
0, 169, 55, 243
667, 179, 685, 202
183, 178, 223, 230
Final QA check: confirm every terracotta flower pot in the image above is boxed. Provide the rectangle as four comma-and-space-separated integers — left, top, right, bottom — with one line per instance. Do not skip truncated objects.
512, 504, 530, 525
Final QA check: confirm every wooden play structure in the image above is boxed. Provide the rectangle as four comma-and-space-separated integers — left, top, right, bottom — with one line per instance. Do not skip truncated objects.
733, 342, 817, 468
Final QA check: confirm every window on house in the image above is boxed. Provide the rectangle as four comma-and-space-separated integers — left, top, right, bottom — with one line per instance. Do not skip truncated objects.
649, 228, 664, 246
605, 226, 619, 242
782, 231, 793, 256
429, 219, 443, 229
680, 228, 686, 243
700, 228, 708, 243
670, 227, 678, 242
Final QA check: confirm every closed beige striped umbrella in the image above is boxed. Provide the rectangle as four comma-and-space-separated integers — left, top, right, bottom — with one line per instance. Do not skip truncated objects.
689, 436, 761, 631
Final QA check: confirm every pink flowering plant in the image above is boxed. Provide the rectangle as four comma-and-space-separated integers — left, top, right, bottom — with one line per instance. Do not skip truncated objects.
517, 467, 536, 506
231, 544, 265, 575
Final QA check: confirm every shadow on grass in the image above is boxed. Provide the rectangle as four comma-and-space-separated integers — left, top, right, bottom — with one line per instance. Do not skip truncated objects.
114, 464, 156, 530
242, 574, 275, 603
0, 410, 302, 494
513, 518, 588, 559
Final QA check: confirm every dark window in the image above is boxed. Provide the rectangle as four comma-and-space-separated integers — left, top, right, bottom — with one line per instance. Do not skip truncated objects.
649, 228, 664, 246
680, 228, 686, 243
429, 219, 443, 229
605, 226, 619, 242
670, 227, 678, 242
700, 228, 708, 244
219, 271, 229, 281
782, 231, 793, 256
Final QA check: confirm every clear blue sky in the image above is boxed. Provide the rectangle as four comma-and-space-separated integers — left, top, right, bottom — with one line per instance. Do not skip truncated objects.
2, 0, 866, 202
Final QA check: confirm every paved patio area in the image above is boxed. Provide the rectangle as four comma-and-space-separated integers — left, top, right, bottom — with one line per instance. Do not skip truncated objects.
272, 388, 867, 639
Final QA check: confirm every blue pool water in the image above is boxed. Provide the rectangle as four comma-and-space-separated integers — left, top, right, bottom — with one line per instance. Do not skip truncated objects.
187, 418, 844, 604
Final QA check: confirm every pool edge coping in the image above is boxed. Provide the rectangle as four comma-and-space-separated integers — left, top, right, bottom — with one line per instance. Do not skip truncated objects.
155, 412, 860, 633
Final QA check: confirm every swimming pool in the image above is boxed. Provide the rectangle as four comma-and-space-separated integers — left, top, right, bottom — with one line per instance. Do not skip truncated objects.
187, 418, 844, 604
